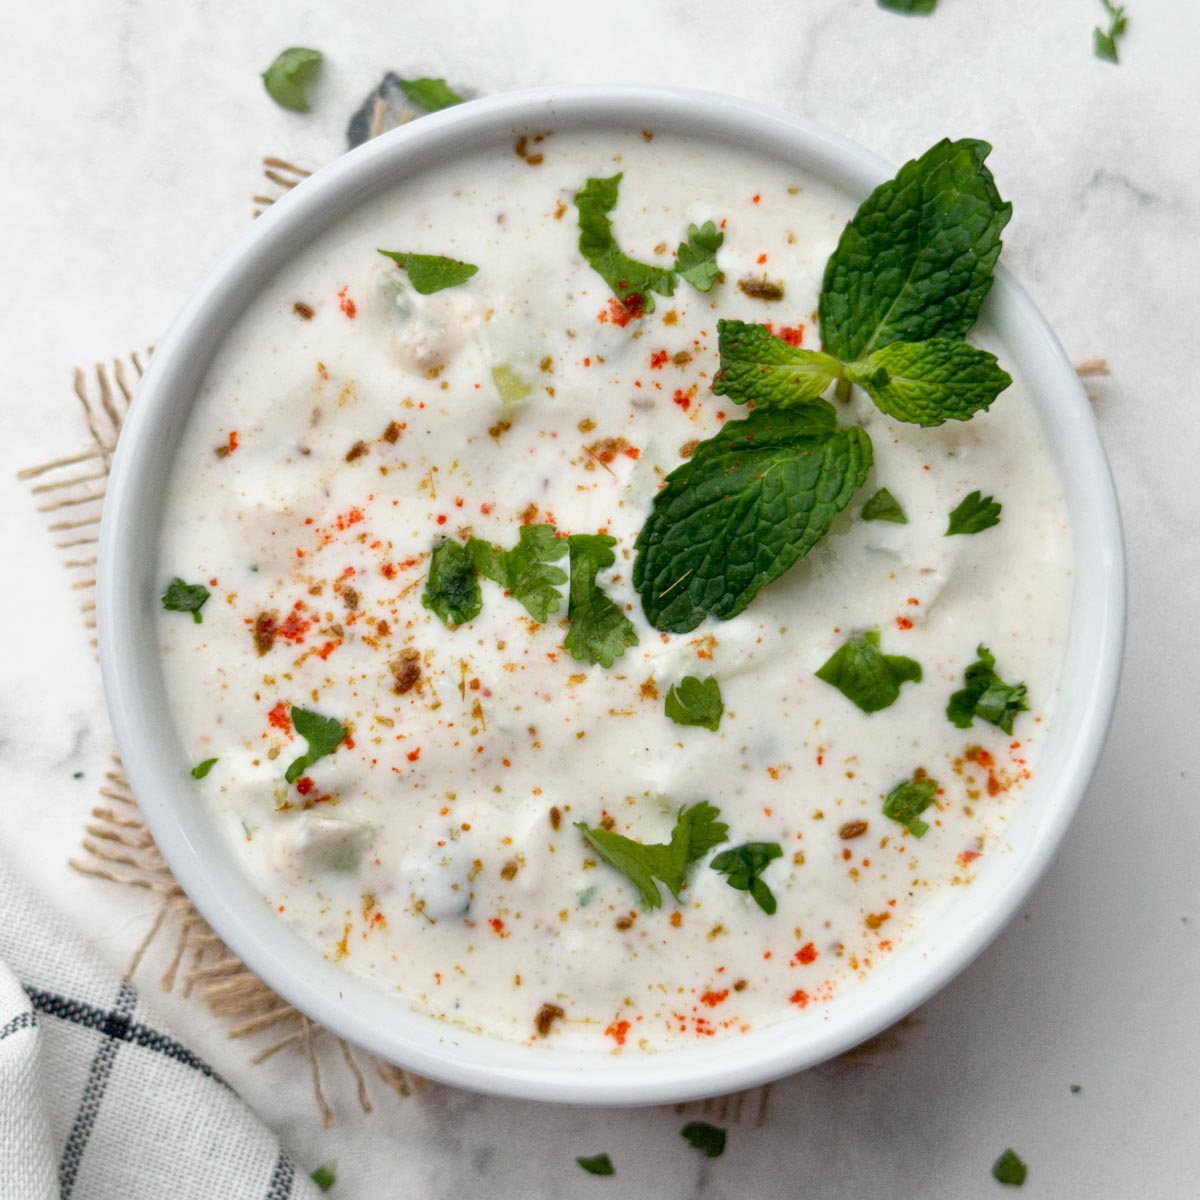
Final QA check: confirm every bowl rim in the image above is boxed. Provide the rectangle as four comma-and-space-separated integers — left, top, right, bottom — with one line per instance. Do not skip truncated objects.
98, 83, 1125, 1105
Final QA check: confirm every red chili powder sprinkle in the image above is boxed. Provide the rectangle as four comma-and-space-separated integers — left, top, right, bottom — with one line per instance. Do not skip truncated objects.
896, 616, 914, 630
700, 989, 729, 1008
752, 193, 761, 204
605, 1019, 631, 1046
337, 286, 357, 318
765, 322, 805, 347
267, 702, 292, 734
226, 431, 239, 454
795, 943, 818, 966
489, 918, 506, 935
789, 989, 810, 1008
295, 776, 314, 796
958, 849, 981, 866
649, 349, 669, 369
672, 389, 691, 411
276, 603, 311, 644
436, 514, 448, 525
406, 748, 421, 762
756, 253, 767, 265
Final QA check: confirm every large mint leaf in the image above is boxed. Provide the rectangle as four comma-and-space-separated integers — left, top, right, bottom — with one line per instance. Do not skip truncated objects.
633, 406, 873, 633
819, 139, 1012, 361
712, 320, 845, 408
845, 338, 1012, 426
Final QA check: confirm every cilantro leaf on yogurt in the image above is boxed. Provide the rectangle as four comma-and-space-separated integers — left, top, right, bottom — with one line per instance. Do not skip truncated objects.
396, 77, 464, 111
946, 490, 1002, 535
574, 174, 676, 314
680, 1121, 727, 1158
861, 487, 908, 523
844, 339, 1012, 426
468, 524, 568, 623
633, 404, 872, 632
882, 775, 939, 837
675, 221, 724, 293
284, 708, 348, 784
815, 630, 922, 713
819, 139, 1011, 362
992, 1148, 1028, 1187
190, 758, 218, 780
576, 1154, 615, 1176
664, 675, 724, 731
947, 644, 1029, 734
423, 539, 482, 627
377, 250, 478, 294
576, 802, 728, 909
261, 47, 323, 112
161, 578, 210, 624
712, 319, 845, 408
563, 534, 638, 668
710, 843, 783, 914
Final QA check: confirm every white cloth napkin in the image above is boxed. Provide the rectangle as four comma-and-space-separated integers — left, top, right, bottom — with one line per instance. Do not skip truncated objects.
0, 854, 320, 1200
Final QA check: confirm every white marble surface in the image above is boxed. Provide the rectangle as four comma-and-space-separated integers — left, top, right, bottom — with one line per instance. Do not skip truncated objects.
3, 0, 1198, 1195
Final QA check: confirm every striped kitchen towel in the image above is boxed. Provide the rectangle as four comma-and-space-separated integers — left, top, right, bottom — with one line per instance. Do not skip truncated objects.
0, 853, 319, 1200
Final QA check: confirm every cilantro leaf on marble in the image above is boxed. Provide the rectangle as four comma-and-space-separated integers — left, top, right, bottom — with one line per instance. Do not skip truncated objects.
190, 758, 218, 780
878, 0, 937, 12
861, 487, 908, 523
422, 539, 482, 627
947, 644, 1029, 734
883, 775, 939, 837
1094, 2, 1128, 63
396, 77, 464, 110
377, 250, 478, 294
946, 490, 1002, 535
675, 221, 724, 293
310, 1162, 337, 1192
285, 708, 348, 784
992, 1148, 1028, 1187
575, 802, 728, 909
844, 339, 1012, 426
161, 578, 210, 624
712, 319, 845, 408
576, 1154, 615, 1176
468, 524, 568, 623
815, 630, 922, 714
710, 843, 783, 914
262, 47, 323, 113
633, 404, 873, 633
574, 174, 676, 314
680, 1121, 727, 1158
664, 675, 724, 732
819, 139, 1011, 361
563, 534, 638, 668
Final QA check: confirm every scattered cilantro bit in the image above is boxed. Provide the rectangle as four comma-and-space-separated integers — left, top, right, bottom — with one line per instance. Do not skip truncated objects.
468, 524, 567, 623
261, 47, 323, 112
161, 578, 210, 624
992, 1148, 1027, 1187
819, 139, 1011, 363
574, 174, 675, 314
576, 1153, 615, 1177
878, 0, 937, 12
72, 771, 84, 780
377, 250, 478, 294
710, 843, 782, 914
712, 319, 845, 409
422, 539, 482, 627
675, 221, 724, 293
680, 1121, 727, 1158
1094, 1, 1128, 63
190, 758, 218, 780
575, 802, 728, 909
883, 775, 938, 838
844, 339, 1011, 426
1070, 1084, 1082, 1094
310, 1161, 337, 1192
861, 487, 908, 524
947, 645, 1029, 734
284, 708, 348, 784
563, 534, 638, 668
946, 490, 1002, 536
396, 77, 463, 111
815, 630, 922, 714
633, 404, 872, 633
664, 675, 724, 732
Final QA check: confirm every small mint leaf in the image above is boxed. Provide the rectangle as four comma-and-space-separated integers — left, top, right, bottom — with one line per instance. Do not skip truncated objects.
712, 320, 844, 409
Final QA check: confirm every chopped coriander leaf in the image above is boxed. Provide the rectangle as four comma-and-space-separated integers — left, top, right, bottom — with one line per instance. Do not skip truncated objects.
947, 645, 1029, 734
575, 802, 728, 909
675, 221, 724, 292
633, 405, 872, 633
992, 1148, 1027, 1187
680, 1121, 727, 1158
1070, 1084, 1082, 1094
310, 1161, 337, 1192
819, 139, 1010, 362
664, 675, 724, 731
190, 758, 218, 780
861, 487, 908, 524
710, 843, 782, 914
563, 534, 637, 668
468, 524, 568, 623
712, 320, 845, 409
883, 775, 938, 838
946, 490, 1002, 535
261, 47, 323, 112
1094, 1, 1128, 63
284, 708, 348, 784
161, 578, 210, 624
396, 77, 464, 110
576, 1153, 614, 1176
574, 174, 675, 314
422, 539, 482, 627
377, 250, 478, 294
878, 0, 937, 12
815, 630, 921, 714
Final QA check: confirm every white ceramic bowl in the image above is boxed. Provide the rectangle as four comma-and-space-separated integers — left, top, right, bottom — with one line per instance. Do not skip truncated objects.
98, 85, 1124, 1105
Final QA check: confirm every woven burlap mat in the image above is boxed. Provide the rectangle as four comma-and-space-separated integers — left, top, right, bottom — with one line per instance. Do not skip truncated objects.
19, 150, 1111, 1125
